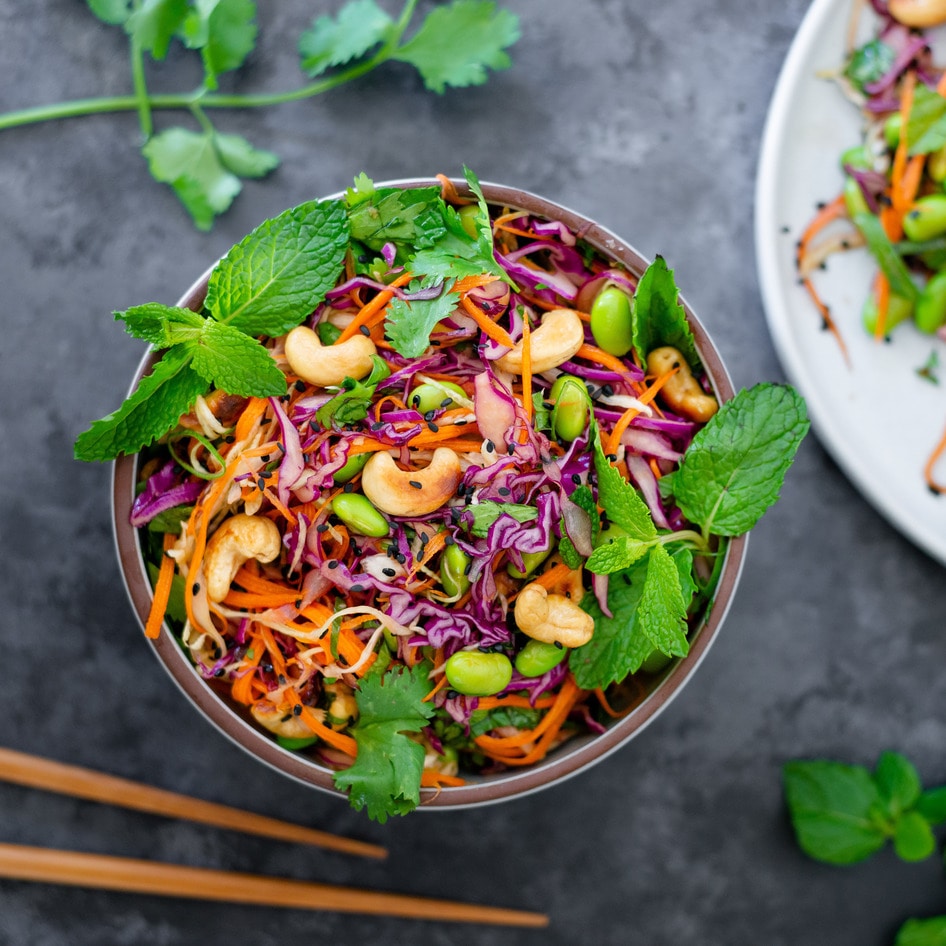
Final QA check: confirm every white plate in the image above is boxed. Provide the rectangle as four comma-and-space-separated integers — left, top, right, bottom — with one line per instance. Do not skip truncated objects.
755, 0, 946, 564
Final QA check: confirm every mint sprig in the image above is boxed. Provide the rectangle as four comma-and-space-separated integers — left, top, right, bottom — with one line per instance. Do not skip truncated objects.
1, 1, 520, 229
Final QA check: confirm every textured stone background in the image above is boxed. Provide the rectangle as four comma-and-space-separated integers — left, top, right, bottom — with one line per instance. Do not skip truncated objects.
2, 1, 946, 943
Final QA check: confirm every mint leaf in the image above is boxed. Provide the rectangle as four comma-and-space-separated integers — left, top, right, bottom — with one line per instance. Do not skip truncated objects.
385, 277, 456, 359
908, 82, 946, 155
74, 349, 207, 461
347, 185, 445, 251
467, 501, 537, 537
894, 811, 937, 862
116, 303, 203, 346
333, 664, 435, 823
205, 198, 349, 335
142, 127, 243, 231
631, 255, 699, 367
392, 0, 520, 93
186, 320, 285, 396
673, 384, 809, 536
916, 787, 946, 825
182, 0, 257, 89
585, 535, 651, 574
875, 751, 923, 820
896, 917, 946, 946
591, 426, 656, 541
635, 544, 689, 657
558, 484, 598, 569
783, 760, 890, 865
125, 0, 188, 60
298, 0, 394, 77
86, 0, 132, 25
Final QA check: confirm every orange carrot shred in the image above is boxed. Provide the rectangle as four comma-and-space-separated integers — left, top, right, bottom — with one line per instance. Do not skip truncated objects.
144, 532, 177, 639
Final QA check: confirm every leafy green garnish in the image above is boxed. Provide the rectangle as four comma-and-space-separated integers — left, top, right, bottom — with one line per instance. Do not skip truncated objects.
906, 82, 946, 155
783, 752, 946, 866
467, 501, 538, 537
316, 355, 391, 428
853, 213, 920, 303
1, 1, 519, 229
333, 663, 435, 823
346, 185, 446, 252
558, 484, 599, 570
897, 917, 946, 946
631, 255, 699, 367
385, 278, 457, 359
843, 39, 895, 95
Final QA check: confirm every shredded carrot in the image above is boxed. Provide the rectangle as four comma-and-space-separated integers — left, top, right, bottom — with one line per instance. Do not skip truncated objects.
452, 273, 500, 295
233, 397, 269, 444
422, 673, 450, 703
459, 294, 517, 349
144, 532, 178, 639
284, 690, 357, 756
873, 270, 891, 342
604, 364, 680, 457
420, 770, 467, 788
436, 173, 472, 205
938, 70, 946, 98
335, 271, 414, 344
574, 343, 635, 377
475, 693, 557, 711
924, 419, 946, 494
521, 317, 533, 424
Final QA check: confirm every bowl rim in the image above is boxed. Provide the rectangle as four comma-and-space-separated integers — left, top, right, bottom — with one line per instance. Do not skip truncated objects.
111, 177, 747, 811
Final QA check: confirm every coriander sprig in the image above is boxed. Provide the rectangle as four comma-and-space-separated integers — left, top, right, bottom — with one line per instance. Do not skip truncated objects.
3, 0, 520, 230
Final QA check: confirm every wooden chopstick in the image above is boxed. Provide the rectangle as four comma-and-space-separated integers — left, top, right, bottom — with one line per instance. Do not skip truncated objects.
0, 746, 385, 861
0, 843, 549, 927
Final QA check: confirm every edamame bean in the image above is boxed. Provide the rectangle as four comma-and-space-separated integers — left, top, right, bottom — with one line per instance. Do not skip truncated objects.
589, 286, 634, 356
916, 270, 946, 333
549, 374, 590, 442
331, 492, 390, 537
884, 111, 902, 149
507, 546, 552, 580
410, 380, 468, 414
276, 735, 318, 750
929, 146, 946, 182
862, 289, 914, 335
441, 542, 472, 597
903, 194, 946, 242
333, 451, 370, 484
444, 650, 513, 696
515, 639, 567, 677
840, 144, 872, 171
458, 204, 484, 239
317, 321, 342, 345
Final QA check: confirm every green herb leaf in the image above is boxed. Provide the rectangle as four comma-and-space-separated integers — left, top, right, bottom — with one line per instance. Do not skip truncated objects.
875, 751, 923, 820
896, 916, 946, 946
558, 484, 598, 569
385, 277, 456, 359
467, 501, 537, 537
333, 663, 435, 823
893, 810, 937, 862
125, 0, 189, 60
916, 786, 946, 825
392, 0, 520, 93
844, 39, 895, 94
115, 303, 204, 346
346, 184, 445, 251
205, 198, 349, 335
853, 213, 920, 301
584, 535, 652, 574
182, 0, 258, 90
316, 355, 391, 427
86, 0, 132, 25
782, 760, 890, 865
298, 0, 394, 77
591, 425, 656, 541
672, 384, 809, 537
74, 348, 207, 461
907, 82, 946, 155
631, 255, 699, 367
186, 319, 286, 396
469, 705, 541, 737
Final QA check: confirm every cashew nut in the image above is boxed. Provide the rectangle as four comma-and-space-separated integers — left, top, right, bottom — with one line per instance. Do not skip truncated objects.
646, 346, 718, 423
284, 325, 377, 388
203, 513, 282, 602
514, 582, 595, 648
361, 448, 462, 517
495, 308, 585, 374
888, 0, 946, 27
251, 701, 317, 740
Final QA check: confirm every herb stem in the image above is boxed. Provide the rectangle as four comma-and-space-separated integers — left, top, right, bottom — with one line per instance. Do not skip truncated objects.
129, 38, 152, 139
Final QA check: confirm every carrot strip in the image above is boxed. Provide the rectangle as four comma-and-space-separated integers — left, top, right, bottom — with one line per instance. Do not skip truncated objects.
475, 677, 580, 752
604, 364, 680, 457
335, 272, 414, 344
938, 70, 946, 98
873, 270, 890, 342
420, 770, 466, 788
520, 317, 533, 425
475, 694, 557, 711
574, 343, 635, 377
144, 533, 178, 639
924, 419, 946, 494
283, 691, 358, 757
233, 398, 269, 444
460, 295, 516, 349
422, 673, 450, 703
452, 273, 499, 295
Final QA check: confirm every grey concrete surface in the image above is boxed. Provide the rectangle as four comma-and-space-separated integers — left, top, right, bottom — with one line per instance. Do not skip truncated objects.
2, 1, 946, 943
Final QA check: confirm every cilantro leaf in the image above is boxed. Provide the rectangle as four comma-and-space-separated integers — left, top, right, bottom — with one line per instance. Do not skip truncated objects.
392, 0, 520, 93
896, 917, 946, 946
591, 426, 656, 541
187, 319, 286, 396
333, 664, 435, 823
74, 348, 207, 461
844, 39, 894, 94
316, 355, 391, 427
205, 198, 349, 335
783, 760, 890, 865
298, 0, 394, 78
385, 277, 456, 359
672, 384, 809, 537
182, 0, 258, 90
212, 131, 279, 179
916, 787, 946, 826
124, 0, 189, 60
631, 255, 699, 367
467, 501, 537, 537
346, 185, 445, 251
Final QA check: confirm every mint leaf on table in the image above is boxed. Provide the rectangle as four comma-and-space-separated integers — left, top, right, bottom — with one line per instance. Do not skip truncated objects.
391, 0, 520, 93
74, 348, 208, 462
783, 760, 890, 865
385, 277, 456, 359
894, 811, 937, 862
298, 0, 394, 77
125, 0, 189, 60
631, 255, 699, 367
896, 917, 946, 946
570, 546, 689, 690
187, 319, 285, 395
333, 663, 435, 823
875, 751, 924, 820
181, 0, 257, 90
205, 198, 349, 335
671, 384, 809, 537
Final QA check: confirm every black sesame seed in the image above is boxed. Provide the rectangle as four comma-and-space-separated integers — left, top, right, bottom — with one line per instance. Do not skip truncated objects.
350, 584, 366, 593
395, 552, 407, 564
507, 443, 515, 455
409, 480, 423, 489
424, 410, 436, 421
382, 567, 396, 577
554, 640, 564, 650
485, 440, 495, 453
371, 421, 385, 431
278, 674, 287, 685
192, 583, 200, 595
317, 523, 329, 533
498, 486, 511, 496
411, 394, 421, 407
440, 398, 453, 408
224, 435, 235, 444
294, 380, 306, 392
328, 560, 339, 569
257, 477, 267, 490
602, 384, 614, 397
427, 421, 439, 433
292, 704, 303, 716
571, 473, 582, 485
343, 483, 354, 493
294, 599, 303, 609
359, 325, 371, 337
214, 668, 225, 677
445, 534, 456, 546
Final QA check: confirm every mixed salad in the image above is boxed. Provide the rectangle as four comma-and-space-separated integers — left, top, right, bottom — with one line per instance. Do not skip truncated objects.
77, 168, 806, 821
796, 0, 946, 487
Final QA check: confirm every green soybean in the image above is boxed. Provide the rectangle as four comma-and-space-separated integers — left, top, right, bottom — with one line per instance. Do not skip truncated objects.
862, 290, 914, 336
441, 542, 472, 597
276, 735, 318, 750
549, 374, 590, 442
929, 146, 946, 182
331, 492, 389, 537
444, 650, 513, 696
916, 270, 946, 333
507, 546, 552, 580
515, 639, 567, 677
458, 204, 484, 239
333, 451, 370, 484
884, 111, 902, 149
410, 380, 468, 414
903, 195, 946, 242
590, 286, 634, 356
840, 144, 872, 171
317, 321, 342, 345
